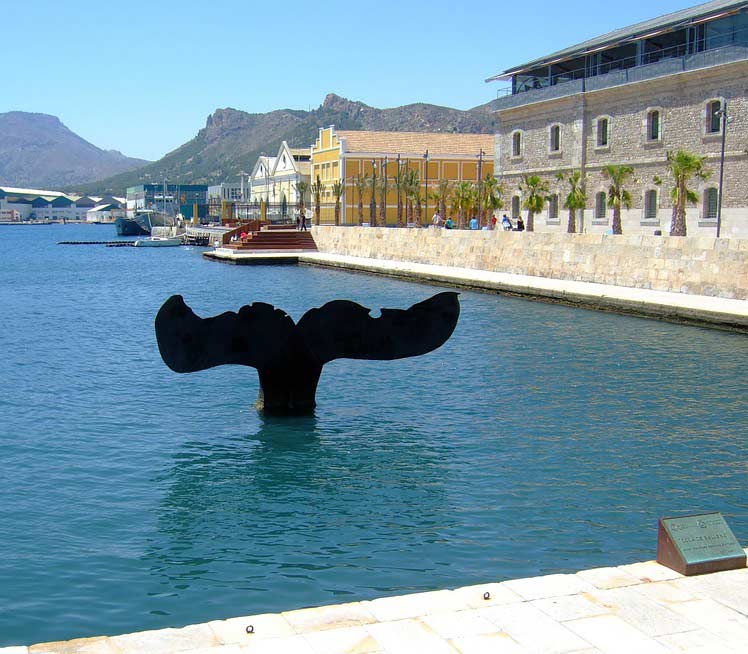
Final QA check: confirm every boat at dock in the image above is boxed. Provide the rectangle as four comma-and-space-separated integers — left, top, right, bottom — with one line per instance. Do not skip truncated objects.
133, 235, 182, 247
115, 209, 174, 236
115, 213, 150, 236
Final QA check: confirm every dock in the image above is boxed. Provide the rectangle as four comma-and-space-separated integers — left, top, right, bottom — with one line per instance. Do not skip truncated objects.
15, 552, 748, 653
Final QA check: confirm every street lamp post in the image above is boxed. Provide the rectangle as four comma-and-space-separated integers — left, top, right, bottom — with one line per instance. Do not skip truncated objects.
716, 102, 730, 238
380, 156, 388, 227
423, 149, 429, 227
239, 170, 247, 222
477, 149, 484, 227
371, 159, 377, 226
397, 154, 402, 226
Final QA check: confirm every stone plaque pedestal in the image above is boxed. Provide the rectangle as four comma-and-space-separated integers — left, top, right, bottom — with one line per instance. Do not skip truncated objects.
657, 512, 746, 576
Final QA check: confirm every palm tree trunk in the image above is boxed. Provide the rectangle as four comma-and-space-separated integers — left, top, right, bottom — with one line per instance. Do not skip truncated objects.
379, 182, 386, 227
527, 210, 535, 232
566, 209, 575, 233
612, 206, 622, 235
671, 182, 687, 236
334, 202, 340, 226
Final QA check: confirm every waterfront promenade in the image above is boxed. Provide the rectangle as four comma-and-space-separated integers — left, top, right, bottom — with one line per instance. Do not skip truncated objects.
204, 249, 748, 332
13, 552, 748, 653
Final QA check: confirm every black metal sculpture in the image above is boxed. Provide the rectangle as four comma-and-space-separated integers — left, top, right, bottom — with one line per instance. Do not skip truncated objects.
155, 292, 460, 415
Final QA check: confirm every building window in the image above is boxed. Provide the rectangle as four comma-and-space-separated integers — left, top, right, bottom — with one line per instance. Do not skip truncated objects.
646, 109, 661, 141
512, 131, 522, 157
644, 190, 658, 220
703, 187, 718, 220
596, 117, 609, 147
549, 125, 560, 152
706, 100, 722, 134
511, 195, 520, 218
548, 194, 559, 220
595, 192, 607, 220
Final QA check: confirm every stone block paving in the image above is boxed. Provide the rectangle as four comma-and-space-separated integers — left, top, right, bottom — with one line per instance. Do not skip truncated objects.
7, 553, 748, 654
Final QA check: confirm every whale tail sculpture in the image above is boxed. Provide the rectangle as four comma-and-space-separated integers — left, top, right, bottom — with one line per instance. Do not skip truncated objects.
155, 292, 460, 415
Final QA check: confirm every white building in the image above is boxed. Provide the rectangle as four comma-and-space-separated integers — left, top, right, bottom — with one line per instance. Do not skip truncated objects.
0, 187, 125, 222
249, 141, 311, 221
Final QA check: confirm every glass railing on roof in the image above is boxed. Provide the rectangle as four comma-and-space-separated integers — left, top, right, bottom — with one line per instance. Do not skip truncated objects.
509, 24, 748, 95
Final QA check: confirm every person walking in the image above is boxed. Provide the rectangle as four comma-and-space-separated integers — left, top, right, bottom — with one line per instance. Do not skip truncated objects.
300, 210, 307, 232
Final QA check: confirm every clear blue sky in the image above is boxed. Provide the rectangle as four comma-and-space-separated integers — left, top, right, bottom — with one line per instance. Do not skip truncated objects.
2, 0, 695, 161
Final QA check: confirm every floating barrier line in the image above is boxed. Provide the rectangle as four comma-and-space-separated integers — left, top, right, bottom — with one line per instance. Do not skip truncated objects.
58, 241, 137, 246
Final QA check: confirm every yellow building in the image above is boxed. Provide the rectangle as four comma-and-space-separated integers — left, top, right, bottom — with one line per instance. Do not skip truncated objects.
310, 126, 494, 225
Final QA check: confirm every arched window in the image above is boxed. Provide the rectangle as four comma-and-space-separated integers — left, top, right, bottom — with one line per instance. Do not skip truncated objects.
706, 99, 723, 134
644, 190, 658, 220
549, 125, 561, 152
703, 187, 718, 220
646, 109, 661, 141
511, 131, 522, 157
511, 195, 520, 218
596, 117, 609, 147
595, 192, 607, 220
548, 194, 559, 220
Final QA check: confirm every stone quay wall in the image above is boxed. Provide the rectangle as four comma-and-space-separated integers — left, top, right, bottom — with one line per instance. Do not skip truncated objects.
312, 226, 748, 300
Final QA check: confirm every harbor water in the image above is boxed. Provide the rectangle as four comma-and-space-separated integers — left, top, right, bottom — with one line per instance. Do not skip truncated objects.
1, 224, 746, 645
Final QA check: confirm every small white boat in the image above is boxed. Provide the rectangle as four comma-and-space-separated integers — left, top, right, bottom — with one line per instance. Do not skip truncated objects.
133, 236, 182, 247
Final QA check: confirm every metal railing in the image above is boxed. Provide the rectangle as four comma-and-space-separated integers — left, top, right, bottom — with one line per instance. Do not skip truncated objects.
493, 38, 748, 110
494, 25, 748, 109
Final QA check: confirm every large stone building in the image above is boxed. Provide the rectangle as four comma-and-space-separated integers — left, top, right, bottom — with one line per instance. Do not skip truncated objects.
488, 0, 748, 237
310, 126, 494, 225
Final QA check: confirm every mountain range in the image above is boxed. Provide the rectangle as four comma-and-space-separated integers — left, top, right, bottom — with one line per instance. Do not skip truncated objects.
0, 112, 149, 188
2, 94, 498, 195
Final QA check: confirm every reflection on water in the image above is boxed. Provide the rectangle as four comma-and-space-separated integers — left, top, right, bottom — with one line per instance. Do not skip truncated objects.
144, 414, 453, 621
0, 225, 747, 645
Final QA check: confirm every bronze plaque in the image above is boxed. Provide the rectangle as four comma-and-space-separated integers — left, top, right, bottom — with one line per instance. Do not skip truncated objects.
657, 512, 746, 576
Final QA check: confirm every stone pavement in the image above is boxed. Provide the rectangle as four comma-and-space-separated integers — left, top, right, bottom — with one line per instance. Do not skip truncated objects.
201, 248, 748, 331
297, 253, 748, 332
9, 553, 748, 654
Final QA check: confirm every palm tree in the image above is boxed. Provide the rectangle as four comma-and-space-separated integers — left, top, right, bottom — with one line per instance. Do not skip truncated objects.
556, 171, 586, 233
394, 163, 407, 226
452, 181, 475, 229
660, 150, 711, 236
429, 179, 453, 224
379, 162, 388, 227
481, 175, 505, 226
520, 175, 550, 232
311, 175, 323, 226
353, 173, 369, 225
601, 165, 634, 235
295, 181, 309, 217
332, 179, 344, 226
403, 168, 420, 225
368, 168, 378, 226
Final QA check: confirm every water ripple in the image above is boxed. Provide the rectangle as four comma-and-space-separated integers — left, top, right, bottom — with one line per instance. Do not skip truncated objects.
0, 225, 746, 644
